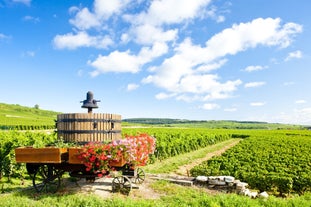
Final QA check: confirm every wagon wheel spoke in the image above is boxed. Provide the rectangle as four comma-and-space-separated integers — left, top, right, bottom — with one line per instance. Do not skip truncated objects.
33, 165, 61, 193
112, 176, 132, 195
134, 168, 145, 184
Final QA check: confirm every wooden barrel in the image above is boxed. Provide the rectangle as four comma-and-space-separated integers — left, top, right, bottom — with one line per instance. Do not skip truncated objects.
57, 113, 121, 143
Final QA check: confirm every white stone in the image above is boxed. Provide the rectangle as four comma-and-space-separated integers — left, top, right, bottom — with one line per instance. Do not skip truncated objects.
258, 191, 269, 198
209, 179, 227, 185
218, 176, 226, 181
250, 191, 258, 198
224, 176, 235, 183
196, 176, 208, 182
241, 189, 250, 196
236, 181, 248, 190
208, 176, 217, 180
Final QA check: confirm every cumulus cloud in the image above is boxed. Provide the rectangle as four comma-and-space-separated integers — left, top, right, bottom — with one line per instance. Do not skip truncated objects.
283, 81, 295, 86
69, 8, 100, 30
295, 100, 306, 104
52, 1, 302, 108
143, 17, 301, 102
88, 42, 168, 75
224, 107, 237, 112
22, 51, 35, 57
274, 108, 311, 124
12, 0, 31, 6
285, 50, 302, 61
205, 18, 302, 58
243, 65, 267, 72
155, 92, 177, 100
127, 83, 139, 91
127, 0, 212, 26
201, 103, 220, 110
0, 33, 10, 41
128, 24, 178, 45
23, 16, 40, 23
244, 81, 266, 88
250, 102, 266, 106
53, 31, 113, 50
69, 0, 131, 30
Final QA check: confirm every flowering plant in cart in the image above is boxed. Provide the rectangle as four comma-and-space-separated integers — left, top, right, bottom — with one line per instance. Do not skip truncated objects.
77, 133, 156, 176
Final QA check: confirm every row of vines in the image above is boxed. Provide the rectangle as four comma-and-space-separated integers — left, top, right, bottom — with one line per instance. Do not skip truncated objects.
190, 130, 311, 195
0, 128, 233, 181
0, 131, 57, 180
123, 128, 232, 161
0, 125, 55, 130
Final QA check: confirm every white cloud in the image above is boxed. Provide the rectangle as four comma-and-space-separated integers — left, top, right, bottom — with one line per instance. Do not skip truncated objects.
295, 100, 306, 104
273, 108, 311, 125
294, 108, 311, 123
201, 103, 220, 110
52, 1, 303, 110
69, 8, 100, 30
23, 16, 40, 23
0, 33, 10, 40
143, 17, 301, 104
12, 0, 31, 6
285, 50, 302, 61
155, 92, 176, 100
243, 65, 267, 72
69, 0, 131, 30
250, 102, 266, 106
206, 5, 226, 23
244, 81, 266, 88
283, 81, 295, 86
129, 0, 212, 26
205, 18, 302, 58
88, 50, 141, 75
53, 31, 113, 50
93, 0, 128, 19
224, 107, 237, 112
22, 51, 35, 57
89, 42, 168, 76
130, 24, 178, 45
127, 83, 139, 91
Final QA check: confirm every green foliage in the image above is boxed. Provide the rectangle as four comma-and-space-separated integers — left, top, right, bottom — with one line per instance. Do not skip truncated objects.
0, 103, 58, 130
123, 128, 232, 161
123, 118, 307, 129
190, 130, 311, 195
0, 131, 57, 180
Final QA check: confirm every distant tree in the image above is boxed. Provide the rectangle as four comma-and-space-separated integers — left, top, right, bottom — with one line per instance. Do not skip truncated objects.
34, 104, 39, 109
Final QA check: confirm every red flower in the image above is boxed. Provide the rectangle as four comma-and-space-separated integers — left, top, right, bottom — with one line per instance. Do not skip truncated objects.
77, 134, 156, 176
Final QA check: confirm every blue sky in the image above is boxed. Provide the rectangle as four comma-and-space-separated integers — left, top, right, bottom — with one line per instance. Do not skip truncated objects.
1, 0, 311, 125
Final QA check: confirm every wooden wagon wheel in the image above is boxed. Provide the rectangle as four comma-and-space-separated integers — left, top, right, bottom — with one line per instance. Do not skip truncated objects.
134, 168, 145, 184
112, 175, 132, 195
32, 164, 62, 193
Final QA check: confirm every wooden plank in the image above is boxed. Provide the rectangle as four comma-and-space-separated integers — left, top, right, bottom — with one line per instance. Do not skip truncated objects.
68, 147, 84, 164
15, 147, 68, 163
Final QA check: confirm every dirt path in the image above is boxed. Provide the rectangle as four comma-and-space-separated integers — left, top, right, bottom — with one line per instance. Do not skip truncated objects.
171, 139, 241, 176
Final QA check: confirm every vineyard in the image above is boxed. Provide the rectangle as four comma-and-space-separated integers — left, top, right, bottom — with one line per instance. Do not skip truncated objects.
1, 128, 311, 197
0, 103, 57, 130
0, 128, 232, 181
190, 130, 311, 196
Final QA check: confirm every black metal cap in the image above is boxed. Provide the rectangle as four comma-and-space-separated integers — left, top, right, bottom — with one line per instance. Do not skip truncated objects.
81, 91, 100, 113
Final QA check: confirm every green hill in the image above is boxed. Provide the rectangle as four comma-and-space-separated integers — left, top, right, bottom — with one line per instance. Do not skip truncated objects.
0, 103, 308, 130
0, 103, 59, 130
123, 118, 308, 130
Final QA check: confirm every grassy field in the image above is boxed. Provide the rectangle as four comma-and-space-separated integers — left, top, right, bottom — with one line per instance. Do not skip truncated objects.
0, 103, 58, 128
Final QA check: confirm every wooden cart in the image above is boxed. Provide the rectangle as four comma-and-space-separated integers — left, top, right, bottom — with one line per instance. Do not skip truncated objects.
15, 147, 145, 194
